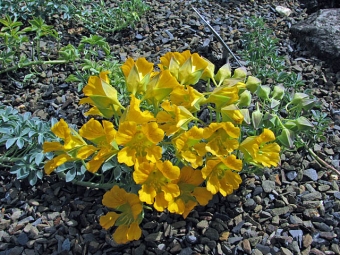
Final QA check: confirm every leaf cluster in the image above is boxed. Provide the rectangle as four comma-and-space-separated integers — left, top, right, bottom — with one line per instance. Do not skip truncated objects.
0, 0, 150, 34
239, 16, 330, 150
0, 0, 75, 21
0, 105, 57, 185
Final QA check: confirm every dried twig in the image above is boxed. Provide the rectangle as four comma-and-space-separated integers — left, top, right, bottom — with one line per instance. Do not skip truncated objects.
192, 6, 242, 67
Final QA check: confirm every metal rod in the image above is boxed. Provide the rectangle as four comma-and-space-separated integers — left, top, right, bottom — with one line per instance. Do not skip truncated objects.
192, 6, 242, 67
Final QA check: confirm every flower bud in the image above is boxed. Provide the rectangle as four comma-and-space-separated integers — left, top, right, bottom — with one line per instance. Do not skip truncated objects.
272, 84, 285, 100
238, 90, 252, 107
252, 104, 263, 130
295, 116, 314, 130
270, 98, 280, 109
246, 76, 261, 93
232, 67, 247, 79
291, 92, 309, 105
257, 85, 271, 100
240, 109, 250, 124
215, 63, 231, 86
277, 128, 295, 148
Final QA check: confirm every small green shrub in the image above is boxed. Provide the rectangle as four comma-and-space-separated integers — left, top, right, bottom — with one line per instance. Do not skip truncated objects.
0, 105, 57, 185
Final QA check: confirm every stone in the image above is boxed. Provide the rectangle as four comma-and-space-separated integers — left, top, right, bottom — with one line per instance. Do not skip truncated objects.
7, 247, 24, 255
242, 239, 252, 254
291, 9, 340, 72
17, 232, 29, 246
145, 232, 163, 242
302, 234, 313, 248
204, 228, 219, 241
299, 0, 340, 13
301, 191, 322, 201
262, 180, 276, 193
275, 6, 292, 17
197, 220, 209, 229
303, 169, 318, 181
313, 222, 332, 232
270, 206, 291, 216
179, 247, 192, 255
280, 247, 293, 255
319, 231, 337, 240
134, 244, 146, 255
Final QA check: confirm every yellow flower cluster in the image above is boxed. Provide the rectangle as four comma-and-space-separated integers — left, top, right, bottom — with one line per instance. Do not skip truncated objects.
43, 50, 281, 244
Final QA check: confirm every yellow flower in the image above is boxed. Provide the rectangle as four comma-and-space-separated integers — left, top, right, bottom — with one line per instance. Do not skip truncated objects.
200, 57, 216, 81
239, 128, 280, 167
170, 85, 205, 113
203, 122, 240, 164
168, 166, 212, 218
156, 100, 197, 136
221, 104, 244, 125
143, 69, 180, 108
160, 50, 208, 85
79, 71, 124, 118
116, 121, 164, 166
205, 86, 239, 110
120, 95, 155, 124
133, 160, 180, 211
78, 118, 118, 173
43, 119, 97, 174
172, 126, 206, 168
121, 57, 154, 95
202, 158, 242, 196
100, 186, 143, 244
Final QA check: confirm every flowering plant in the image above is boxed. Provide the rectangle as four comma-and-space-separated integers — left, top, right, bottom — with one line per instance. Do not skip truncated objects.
44, 50, 283, 243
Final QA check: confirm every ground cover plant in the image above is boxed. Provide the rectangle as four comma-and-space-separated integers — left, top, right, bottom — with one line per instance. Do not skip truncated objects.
0, 1, 337, 246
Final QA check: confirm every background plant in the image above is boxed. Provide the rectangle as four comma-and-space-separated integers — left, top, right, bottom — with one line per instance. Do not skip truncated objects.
74, 0, 150, 34
0, 0, 149, 33
0, 17, 126, 93
239, 16, 330, 152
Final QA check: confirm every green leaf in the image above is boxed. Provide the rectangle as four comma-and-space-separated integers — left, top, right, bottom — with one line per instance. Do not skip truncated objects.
35, 152, 44, 165
6, 138, 17, 149
28, 171, 37, 186
114, 166, 122, 180
102, 161, 115, 172
65, 168, 76, 182
16, 137, 25, 149
65, 74, 81, 83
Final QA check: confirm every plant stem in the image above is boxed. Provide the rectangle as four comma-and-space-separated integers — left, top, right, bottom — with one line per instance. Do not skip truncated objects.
57, 172, 115, 190
298, 137, 340, 176
0, 59, 69, 74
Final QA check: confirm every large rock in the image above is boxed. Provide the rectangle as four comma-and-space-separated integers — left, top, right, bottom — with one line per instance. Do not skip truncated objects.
299, 0, 340, 14
290, 9, 340, 71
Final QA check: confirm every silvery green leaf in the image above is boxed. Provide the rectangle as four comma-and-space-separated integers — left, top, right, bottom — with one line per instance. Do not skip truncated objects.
35, 152, 44, 165
36, 170, 43, 180
102, 161, 115, 173
114, 167, 122, 180
6, 138, 17, 149
65, 168, 76, 182
29, 171, 37, 186
16, 137, 25, 149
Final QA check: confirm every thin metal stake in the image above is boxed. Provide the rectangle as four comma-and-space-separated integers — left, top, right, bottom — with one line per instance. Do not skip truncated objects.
192, 6, 242, 67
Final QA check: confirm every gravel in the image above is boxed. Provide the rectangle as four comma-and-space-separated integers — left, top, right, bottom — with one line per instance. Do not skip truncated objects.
1, 0, 340, 254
